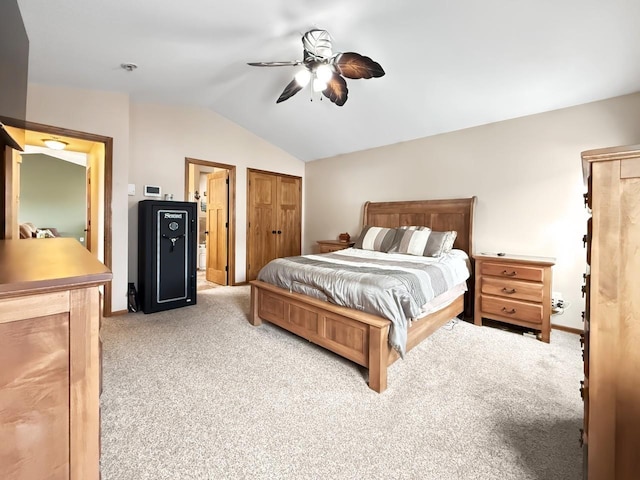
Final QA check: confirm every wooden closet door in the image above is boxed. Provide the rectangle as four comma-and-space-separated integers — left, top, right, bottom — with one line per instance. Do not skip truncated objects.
276, 175, 301, 258
247, 171, 278, 280
247, 170, 302, 281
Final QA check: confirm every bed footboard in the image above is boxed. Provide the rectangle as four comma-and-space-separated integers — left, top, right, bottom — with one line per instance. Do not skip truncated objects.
249, 280, 464, 393
250, 280, 391, 392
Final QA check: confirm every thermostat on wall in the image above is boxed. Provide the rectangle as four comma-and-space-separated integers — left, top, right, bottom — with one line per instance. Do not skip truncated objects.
143, 185, 162, 198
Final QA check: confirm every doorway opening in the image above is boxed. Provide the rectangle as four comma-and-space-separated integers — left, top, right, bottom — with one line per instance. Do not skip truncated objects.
7, 119, 113, 315
184, 158, 236, 288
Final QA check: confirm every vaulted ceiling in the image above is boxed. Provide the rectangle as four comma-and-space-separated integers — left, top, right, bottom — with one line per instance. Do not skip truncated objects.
17, 0, 640, 162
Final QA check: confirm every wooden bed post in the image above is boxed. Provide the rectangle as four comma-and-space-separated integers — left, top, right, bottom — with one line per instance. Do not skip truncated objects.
368, 324, 389, 393
249, 284, 261, 326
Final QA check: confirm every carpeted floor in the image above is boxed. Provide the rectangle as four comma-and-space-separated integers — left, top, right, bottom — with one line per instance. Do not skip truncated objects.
100, 285, 583, 480
196, 270, 218, 291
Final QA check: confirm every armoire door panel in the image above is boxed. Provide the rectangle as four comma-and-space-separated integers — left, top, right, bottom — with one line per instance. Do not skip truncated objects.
0, 313, 70, 480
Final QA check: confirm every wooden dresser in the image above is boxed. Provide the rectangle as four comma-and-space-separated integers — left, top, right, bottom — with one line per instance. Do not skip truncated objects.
473, 253, 554, 342
580, 144, 640, 480
0, 238, 112, 480
316, 239, 355, 253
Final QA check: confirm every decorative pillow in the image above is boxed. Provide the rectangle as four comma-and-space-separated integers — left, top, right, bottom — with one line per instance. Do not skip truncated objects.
19, 222, 37, 239
388, 225, 428, 252
423, 230, 458, 257
353, 225, 396, 252
36, 228, 56, 238
391, 228, 432, 256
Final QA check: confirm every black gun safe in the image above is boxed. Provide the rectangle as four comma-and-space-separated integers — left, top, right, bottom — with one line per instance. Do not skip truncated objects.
138, 200, 197, 313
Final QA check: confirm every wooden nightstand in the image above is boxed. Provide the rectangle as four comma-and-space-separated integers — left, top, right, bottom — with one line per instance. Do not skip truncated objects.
317, 240, 355, 253
473, 253, 555, 342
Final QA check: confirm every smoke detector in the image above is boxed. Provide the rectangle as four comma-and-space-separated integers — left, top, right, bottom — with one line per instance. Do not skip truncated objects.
120, 63, 138, 72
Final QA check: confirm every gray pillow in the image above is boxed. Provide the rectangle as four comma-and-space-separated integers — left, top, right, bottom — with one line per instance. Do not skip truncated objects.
389, 228, 432, 255
423, 230, 457, 257
353, 225, 396, 252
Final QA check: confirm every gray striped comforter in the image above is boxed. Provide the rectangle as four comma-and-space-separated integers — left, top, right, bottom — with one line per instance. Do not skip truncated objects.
257, 248, 470, 357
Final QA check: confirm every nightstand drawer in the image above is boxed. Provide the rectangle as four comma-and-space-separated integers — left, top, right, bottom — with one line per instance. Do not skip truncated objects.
317, 240, 355, 254
481, 262, 544, 282
320, 244, 348, 253
481, 277, 544, 303
480, 295, 543, 324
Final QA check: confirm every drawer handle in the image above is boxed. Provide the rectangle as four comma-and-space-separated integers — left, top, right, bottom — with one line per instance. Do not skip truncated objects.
501, 270, 517, 277
501, 307, 516, 314
501, 287, 516, 294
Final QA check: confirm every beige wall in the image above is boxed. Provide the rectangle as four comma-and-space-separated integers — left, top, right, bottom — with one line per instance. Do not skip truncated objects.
128, 101, 305, 284
305, 92, 640, 330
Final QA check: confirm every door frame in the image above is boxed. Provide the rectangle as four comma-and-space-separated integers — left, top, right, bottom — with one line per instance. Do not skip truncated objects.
3, 118, 114, 316
184, 157, 236, 286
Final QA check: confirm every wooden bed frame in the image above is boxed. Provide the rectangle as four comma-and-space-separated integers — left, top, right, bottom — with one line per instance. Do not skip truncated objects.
249, 197, 477, 393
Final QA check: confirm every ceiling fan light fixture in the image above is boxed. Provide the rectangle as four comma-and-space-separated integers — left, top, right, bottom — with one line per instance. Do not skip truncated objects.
315, 64, 333, 83
312, 77, 328, 93
43, 138, 68, 150
248, 29, 385, 106
294, 69, 311, 87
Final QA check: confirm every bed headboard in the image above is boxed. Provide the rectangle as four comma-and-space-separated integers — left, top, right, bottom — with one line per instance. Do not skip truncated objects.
363, 197, 477, 257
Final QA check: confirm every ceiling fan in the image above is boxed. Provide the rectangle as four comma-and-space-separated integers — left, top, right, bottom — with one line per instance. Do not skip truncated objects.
248, 29, 385, 106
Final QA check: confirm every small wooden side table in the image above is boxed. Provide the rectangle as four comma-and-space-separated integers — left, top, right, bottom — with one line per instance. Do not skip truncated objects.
317, 240, 355, 254
474, 253, 555, 342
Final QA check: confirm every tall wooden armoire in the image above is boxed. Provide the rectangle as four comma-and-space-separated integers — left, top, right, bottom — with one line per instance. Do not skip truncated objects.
580, 144, 640, 480
246, 169, 301, 280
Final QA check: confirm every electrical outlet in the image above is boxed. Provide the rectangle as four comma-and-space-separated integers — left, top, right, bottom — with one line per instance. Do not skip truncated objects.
551, 291, 564, 310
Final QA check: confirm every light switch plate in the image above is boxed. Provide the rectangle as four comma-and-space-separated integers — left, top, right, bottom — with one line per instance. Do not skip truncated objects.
127, 184, 135, 196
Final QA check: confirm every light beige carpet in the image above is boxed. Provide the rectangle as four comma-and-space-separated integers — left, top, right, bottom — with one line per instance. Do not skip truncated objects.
100, 285, 583, 480
196, 270, 218, 291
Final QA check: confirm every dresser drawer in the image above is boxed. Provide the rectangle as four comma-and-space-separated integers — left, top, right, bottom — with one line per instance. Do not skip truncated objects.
481, 277, 544, 303
481, 262, 544, 282
480, 295, 543, 324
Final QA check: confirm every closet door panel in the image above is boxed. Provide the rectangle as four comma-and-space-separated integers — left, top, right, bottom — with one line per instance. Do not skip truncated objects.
276, 176, 301, 258
247, 171, 277, 280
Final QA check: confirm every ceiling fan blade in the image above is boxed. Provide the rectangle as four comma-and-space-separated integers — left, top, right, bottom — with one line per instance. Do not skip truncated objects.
332, 52, 385, 79
276, 78, 303, 103
247, 61, 302, 67
322, 74, 348, 106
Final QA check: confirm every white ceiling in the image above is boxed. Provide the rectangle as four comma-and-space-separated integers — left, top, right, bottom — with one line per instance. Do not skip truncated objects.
17, 0, 640, 162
